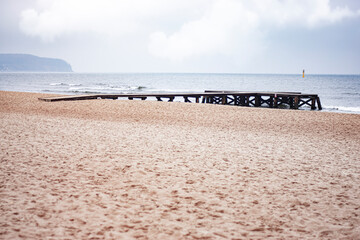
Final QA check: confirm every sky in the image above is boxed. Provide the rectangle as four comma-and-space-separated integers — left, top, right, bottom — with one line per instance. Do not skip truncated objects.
0, 0, 359, 74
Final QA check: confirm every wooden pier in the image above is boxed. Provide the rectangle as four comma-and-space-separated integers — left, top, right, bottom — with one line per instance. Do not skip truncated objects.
38, 91, 322, 110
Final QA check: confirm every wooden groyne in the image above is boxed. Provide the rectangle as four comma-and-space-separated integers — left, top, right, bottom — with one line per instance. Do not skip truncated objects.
38, 91, 322, 110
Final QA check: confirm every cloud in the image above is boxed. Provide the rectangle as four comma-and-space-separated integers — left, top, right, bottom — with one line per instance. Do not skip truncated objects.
148, 0, 260, 61
19, 0, 359, 60
19, 0, 203, 41
149, 0, 359, 61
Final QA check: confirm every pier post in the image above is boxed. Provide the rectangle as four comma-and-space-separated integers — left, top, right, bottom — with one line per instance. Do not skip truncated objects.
222, 95, 227, 105
255, 96, 261, 107
316, 97, 322, 110
289, 97, 294, 109
311, 97, 316, 110
245, 96, 250, 106
274, 95, 278, 108
294, 96, 299, 109
269, 96, 274, 108
234, 96, 241, 105
239, 96, 246, 106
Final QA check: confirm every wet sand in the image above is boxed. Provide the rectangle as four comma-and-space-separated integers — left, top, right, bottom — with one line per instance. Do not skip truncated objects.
1, 91, 359, 239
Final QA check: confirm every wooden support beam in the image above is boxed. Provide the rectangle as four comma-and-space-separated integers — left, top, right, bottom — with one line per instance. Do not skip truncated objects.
289, 97, 294, 109
239, 96, 246, 106
129, 97, 147, 100
239, 96, 245, 105
234, 96, 240, 105
227, 96, 234, 104
255, 96, 261, 107
212, 96, 222, 104
222, 95, 227, 105
269, 96, 274, 108
168, 97, 174, 102
156, 97, 162, 101
184, 96, 191, 103
294, 96, 299, 109
261, 97, 272, 107
299, 98, 312, 107
311, 97, 316, 110
275, 97, 281, 106
316, 97, 322, 110
245, 96, 250, 106
274, 96, 278, 108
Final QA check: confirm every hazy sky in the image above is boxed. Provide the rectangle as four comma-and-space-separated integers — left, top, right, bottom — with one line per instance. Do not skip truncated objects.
1, 0, 359, 74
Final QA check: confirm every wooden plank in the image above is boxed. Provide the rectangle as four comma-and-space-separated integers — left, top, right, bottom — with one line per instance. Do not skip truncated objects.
38, 95, 99, 102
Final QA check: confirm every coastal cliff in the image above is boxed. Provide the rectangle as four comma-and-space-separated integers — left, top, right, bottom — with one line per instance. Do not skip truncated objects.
0, 54, 72, 72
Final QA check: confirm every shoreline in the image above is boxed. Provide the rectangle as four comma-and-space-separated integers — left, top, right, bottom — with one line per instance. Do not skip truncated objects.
1, 91, 360, 239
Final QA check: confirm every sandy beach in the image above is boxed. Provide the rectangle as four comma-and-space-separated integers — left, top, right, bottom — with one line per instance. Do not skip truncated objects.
1, 91, 359, 239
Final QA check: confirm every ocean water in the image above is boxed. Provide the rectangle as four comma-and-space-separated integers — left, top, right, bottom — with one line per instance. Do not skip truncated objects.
0, 72, 359, 114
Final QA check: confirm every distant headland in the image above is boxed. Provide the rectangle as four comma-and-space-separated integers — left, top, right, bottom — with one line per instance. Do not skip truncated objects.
0, 54, 72, 72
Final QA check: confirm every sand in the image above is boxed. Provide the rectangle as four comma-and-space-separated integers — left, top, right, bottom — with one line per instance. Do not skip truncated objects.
0, 90, 359, 239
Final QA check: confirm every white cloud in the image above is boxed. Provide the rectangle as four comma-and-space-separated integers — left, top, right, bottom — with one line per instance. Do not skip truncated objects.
19, 0, 205, 41
19, 0, 359, 60
149, 0, 359, 61
149, 0, 260, 61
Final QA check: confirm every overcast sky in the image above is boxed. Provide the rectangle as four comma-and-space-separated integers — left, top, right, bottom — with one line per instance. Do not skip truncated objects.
1, 0, 359, 74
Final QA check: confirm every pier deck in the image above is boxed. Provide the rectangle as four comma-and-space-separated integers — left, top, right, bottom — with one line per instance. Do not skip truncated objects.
38, 91, 322, 110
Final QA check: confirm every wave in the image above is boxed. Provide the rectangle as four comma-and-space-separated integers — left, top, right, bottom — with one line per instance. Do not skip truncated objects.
323, 106, 360, 114
342, 92, 360, 96
47, 82, 146, 94
69, 85, 145, 92
50, 83, 82, 86
145, 88, 201, 93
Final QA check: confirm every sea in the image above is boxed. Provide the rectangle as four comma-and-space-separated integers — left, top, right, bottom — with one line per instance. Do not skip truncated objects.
0, 72, 359, 114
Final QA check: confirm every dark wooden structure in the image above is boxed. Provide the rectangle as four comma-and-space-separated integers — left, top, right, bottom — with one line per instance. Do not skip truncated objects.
39, 91, 322, 110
